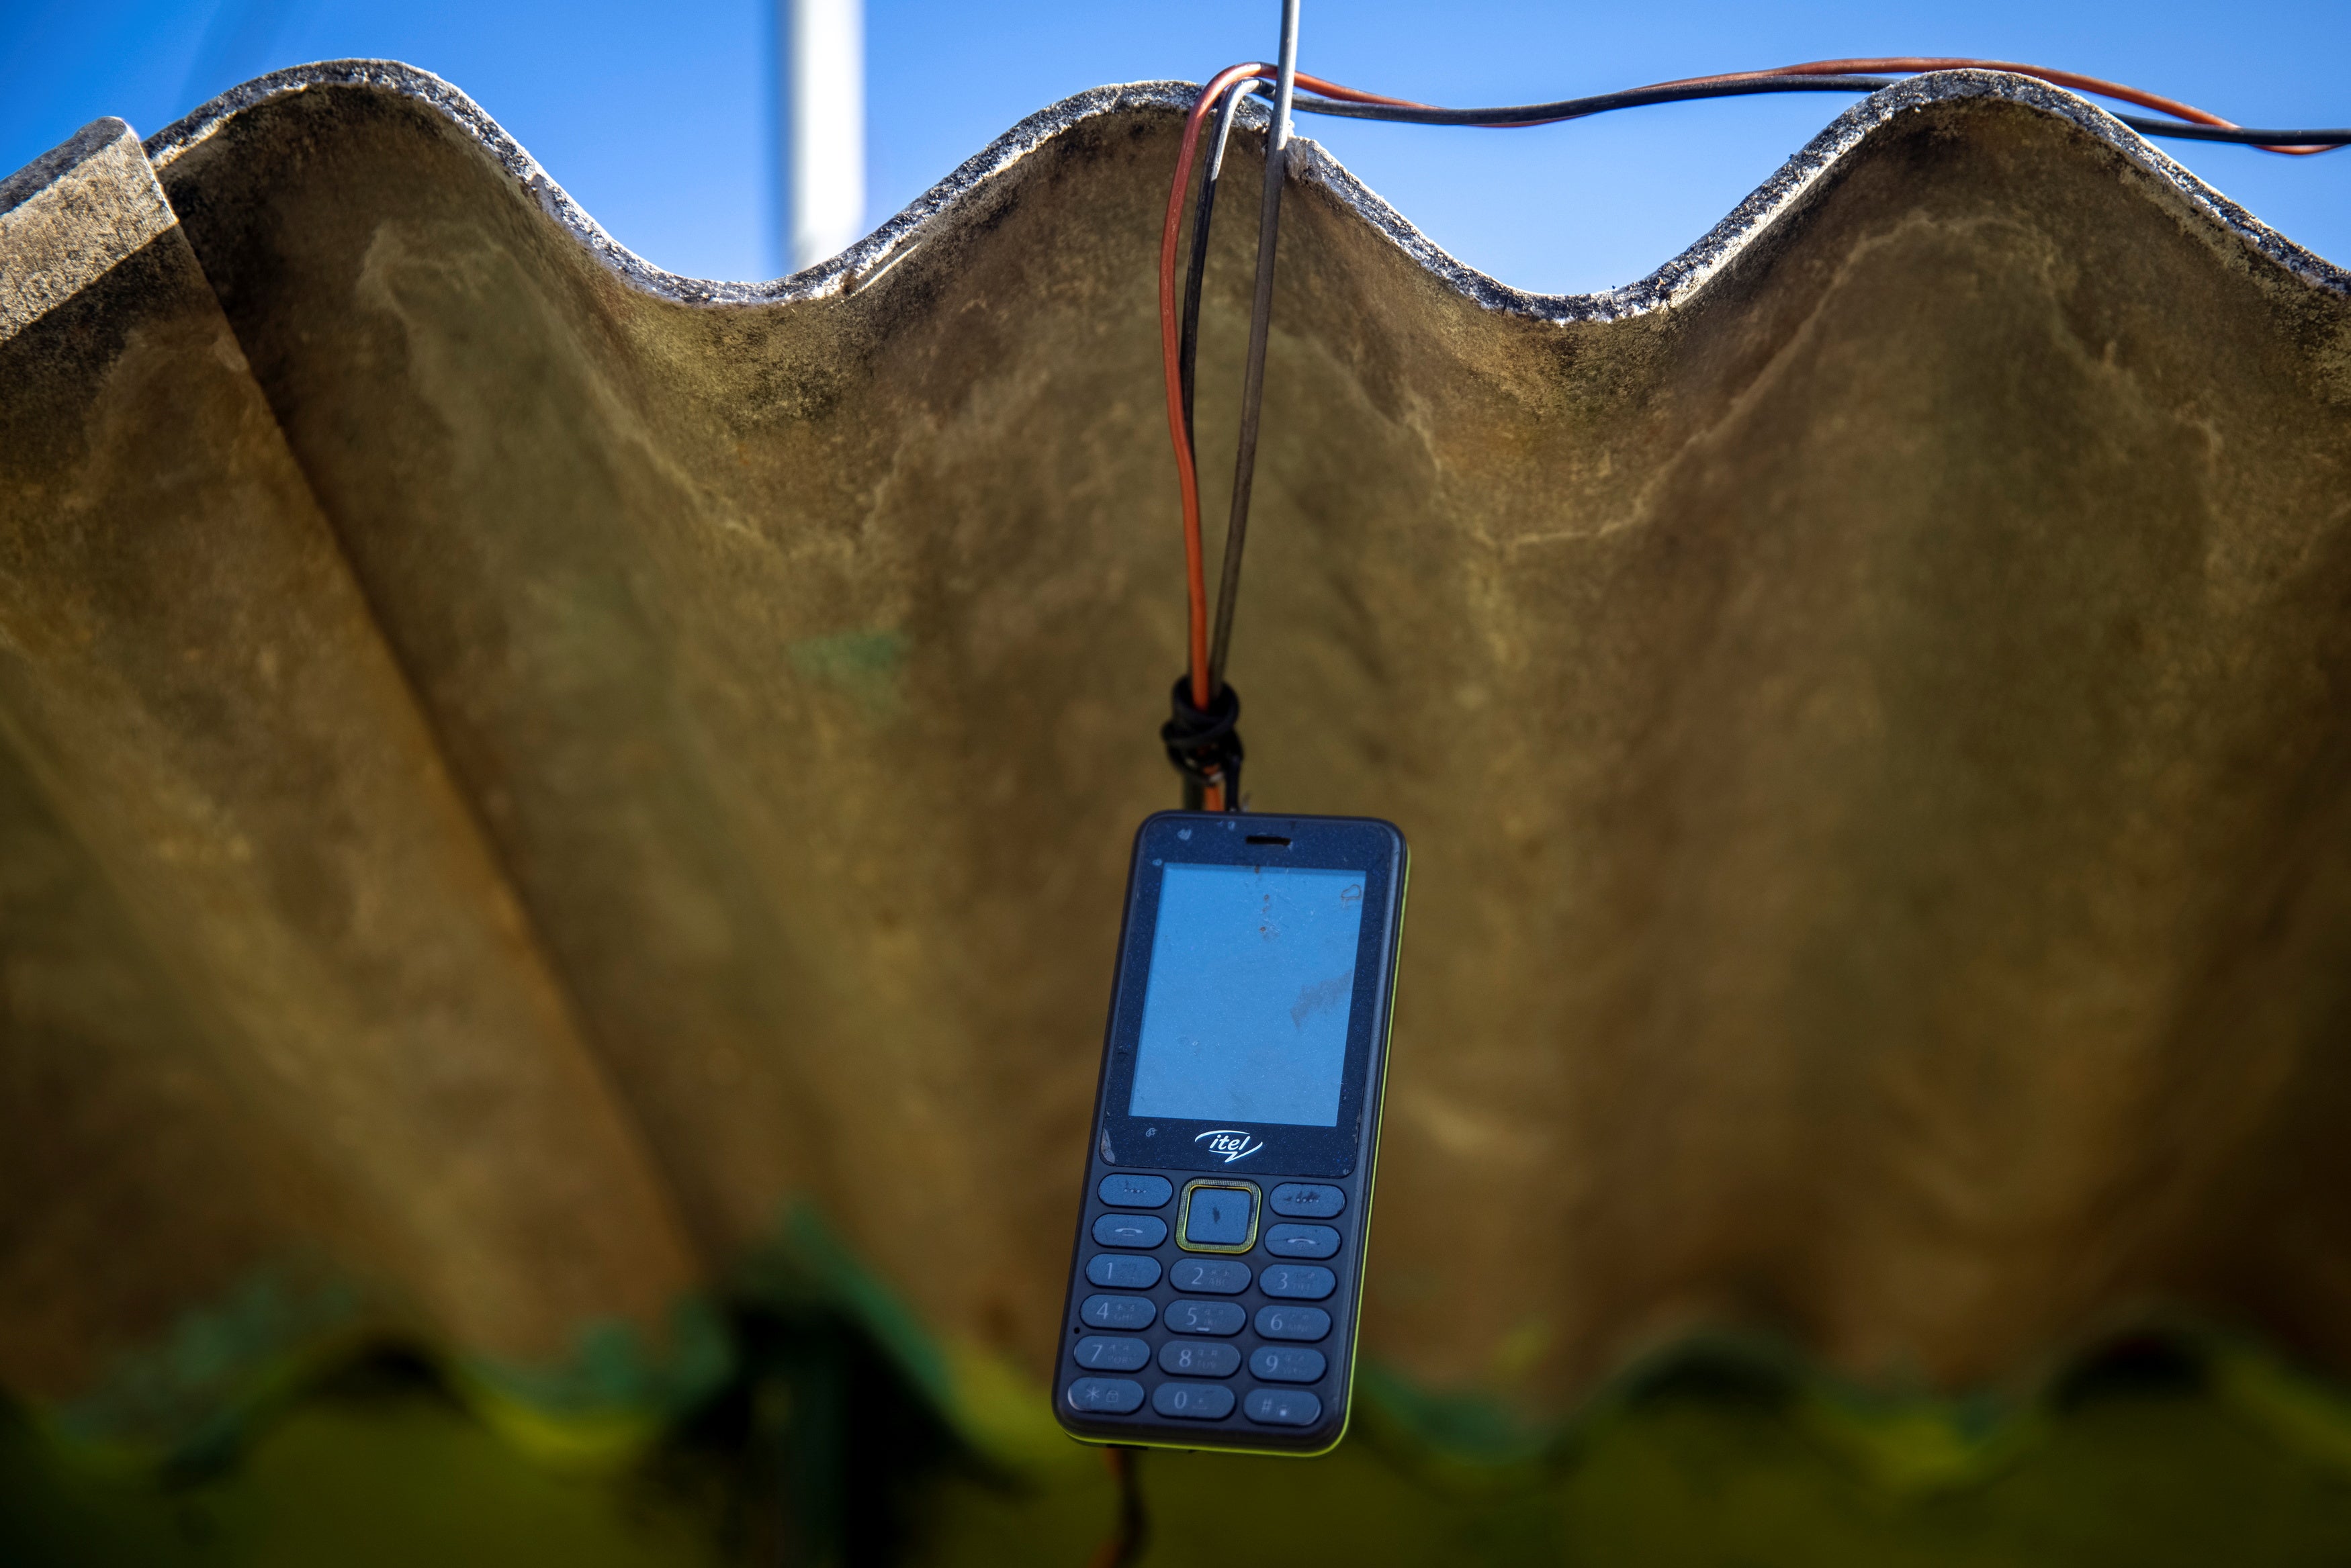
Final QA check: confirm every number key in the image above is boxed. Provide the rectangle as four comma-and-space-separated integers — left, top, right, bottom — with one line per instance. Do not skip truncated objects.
1074, 1336, 1151, 1371
1157, 1340, 1241, 1377
1080, 1294, 1157, 1330
1164, 1298, 1246, 1336
1253, 1304, 1330, 1342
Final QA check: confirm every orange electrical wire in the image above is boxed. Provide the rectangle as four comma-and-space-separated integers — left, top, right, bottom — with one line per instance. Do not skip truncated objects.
1085, 1446, 1145, 1568
1160, 63, 1264, 729
1157, 66, 1422, 708
1161, 56, 2328, 806
1158, 65, 1419, 809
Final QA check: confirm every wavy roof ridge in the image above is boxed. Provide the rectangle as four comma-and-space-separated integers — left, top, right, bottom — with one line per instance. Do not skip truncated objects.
141, 60, 2350, 317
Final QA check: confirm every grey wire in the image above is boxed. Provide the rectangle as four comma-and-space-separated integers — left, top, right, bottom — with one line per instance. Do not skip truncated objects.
1180, 78, 1256, 447
1207, 0, 1300, 698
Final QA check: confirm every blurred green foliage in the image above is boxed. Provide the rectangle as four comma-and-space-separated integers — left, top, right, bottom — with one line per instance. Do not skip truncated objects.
11, 1324, 2351, 1567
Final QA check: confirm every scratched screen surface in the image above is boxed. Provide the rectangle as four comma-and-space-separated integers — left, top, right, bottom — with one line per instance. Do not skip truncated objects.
1126, 864, 1368, 1127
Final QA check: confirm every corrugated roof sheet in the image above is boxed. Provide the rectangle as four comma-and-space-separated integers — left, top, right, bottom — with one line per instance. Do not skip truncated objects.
5, 65, 2351, 1451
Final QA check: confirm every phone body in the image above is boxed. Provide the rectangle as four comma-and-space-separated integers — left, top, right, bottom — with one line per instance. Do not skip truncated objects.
1053, 810, 1408, 1456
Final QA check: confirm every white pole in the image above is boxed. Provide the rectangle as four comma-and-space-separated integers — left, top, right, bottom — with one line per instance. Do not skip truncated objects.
785, 0, 865, 271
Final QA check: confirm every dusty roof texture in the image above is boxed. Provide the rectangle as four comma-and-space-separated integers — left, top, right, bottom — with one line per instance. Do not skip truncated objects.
5, 64, 2351, 1455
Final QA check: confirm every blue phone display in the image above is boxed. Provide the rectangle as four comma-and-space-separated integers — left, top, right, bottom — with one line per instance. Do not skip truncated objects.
1127, 865, 1368, 1127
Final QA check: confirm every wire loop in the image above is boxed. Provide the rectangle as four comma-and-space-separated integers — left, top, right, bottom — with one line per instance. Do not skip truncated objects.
1162, 676, 1244, 813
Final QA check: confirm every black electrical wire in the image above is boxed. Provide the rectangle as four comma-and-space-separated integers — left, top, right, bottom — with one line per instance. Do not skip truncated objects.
1163, 54, 2346, 816
1208, 0, 1303, 703
1179, 71, 2348, 455
2118, 118, 2351, 147
1295, 73, 1905, 125
1179, 77, 1255, 447
1166, 74, 1266, 812
1085, 1446, 1147, 1568
1287, 75, 2351, 145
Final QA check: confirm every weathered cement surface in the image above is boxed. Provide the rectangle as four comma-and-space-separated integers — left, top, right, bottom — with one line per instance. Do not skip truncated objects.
5, 66, 2351, 1426
0, 121, 699, 1402
0, 120, 175, 341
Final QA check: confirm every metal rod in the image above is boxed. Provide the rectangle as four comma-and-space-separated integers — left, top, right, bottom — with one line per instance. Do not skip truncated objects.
784, 0, 865, 271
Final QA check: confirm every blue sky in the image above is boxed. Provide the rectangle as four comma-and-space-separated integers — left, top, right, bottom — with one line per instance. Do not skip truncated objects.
5, 1, 2348, 294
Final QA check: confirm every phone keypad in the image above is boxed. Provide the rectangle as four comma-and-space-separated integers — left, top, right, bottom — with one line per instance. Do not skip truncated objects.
1063, 1169, 1355, 1436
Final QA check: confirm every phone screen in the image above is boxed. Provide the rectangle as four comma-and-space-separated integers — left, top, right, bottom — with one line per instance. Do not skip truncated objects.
1125, 864, 1368, 1127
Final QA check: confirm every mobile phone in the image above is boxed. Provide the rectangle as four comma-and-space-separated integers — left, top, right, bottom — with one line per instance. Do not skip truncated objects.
1053, 810, 1408, 1455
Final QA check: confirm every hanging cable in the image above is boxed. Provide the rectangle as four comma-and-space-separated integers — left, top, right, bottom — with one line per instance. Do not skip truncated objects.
1084, 1446, 1148, 1568
1164, 2, 1303, 814
1156, 62, 1417, 810
1161, 73, 1257, 811
1158, 52, 2346, 809
1160, 62, 1268, 813
1208, 0, 1303, 706
1180, 79, 1255, 447
1288, 62, 2350, 154
1163, 71, 1255, 813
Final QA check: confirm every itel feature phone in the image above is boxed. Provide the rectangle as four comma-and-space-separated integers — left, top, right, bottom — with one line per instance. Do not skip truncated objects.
1055, 811, 1407, 1455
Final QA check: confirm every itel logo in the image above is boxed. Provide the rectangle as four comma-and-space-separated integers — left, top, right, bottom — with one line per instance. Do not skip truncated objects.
1195, 1128, 1264, 1164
